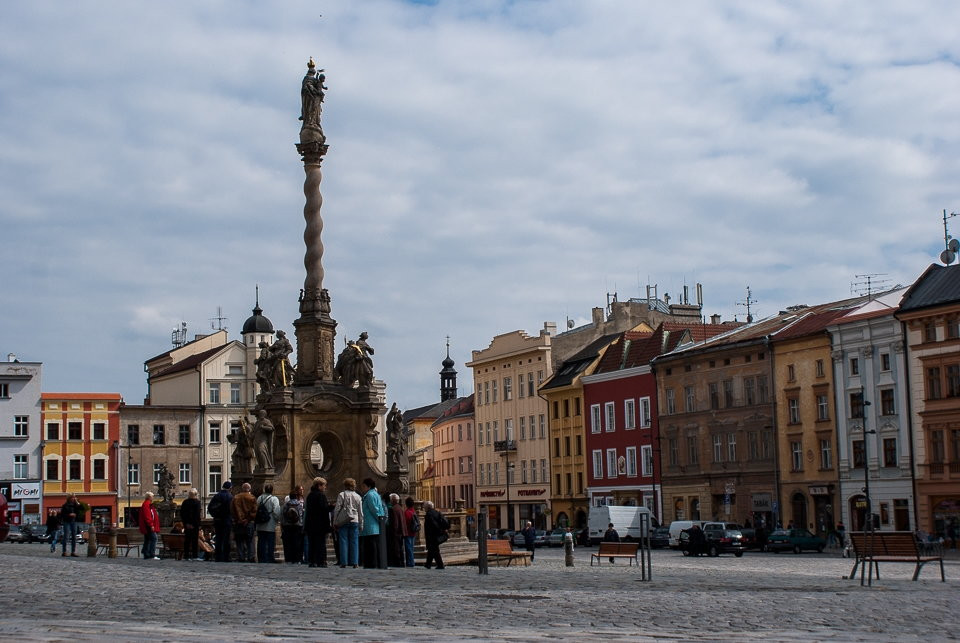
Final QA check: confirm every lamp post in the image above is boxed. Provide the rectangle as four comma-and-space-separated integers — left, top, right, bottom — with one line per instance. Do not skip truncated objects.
861, 389, 875, 532
126, 444, 132, 528
505, 461, 515, 531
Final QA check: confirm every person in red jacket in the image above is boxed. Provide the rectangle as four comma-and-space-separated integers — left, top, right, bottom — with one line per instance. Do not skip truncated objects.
138, 492, 161, 560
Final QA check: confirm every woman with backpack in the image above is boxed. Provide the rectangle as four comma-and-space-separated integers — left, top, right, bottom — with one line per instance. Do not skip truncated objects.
255, 484, 282, 563
281, 486, 305, 564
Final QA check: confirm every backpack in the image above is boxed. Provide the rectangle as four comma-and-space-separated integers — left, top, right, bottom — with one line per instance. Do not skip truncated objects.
409, 512, 421, 534
283, 501, 300, 526
207, 494, 226, 520
255, 498, 271, 525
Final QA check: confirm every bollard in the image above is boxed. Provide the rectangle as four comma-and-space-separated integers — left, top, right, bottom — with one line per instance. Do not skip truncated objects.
564, 530, 575, 567
108, 529, 118, 558
87, 527, 97, 557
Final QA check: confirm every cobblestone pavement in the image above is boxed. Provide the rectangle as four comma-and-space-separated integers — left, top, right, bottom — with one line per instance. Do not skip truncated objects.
1, 543, 957, 642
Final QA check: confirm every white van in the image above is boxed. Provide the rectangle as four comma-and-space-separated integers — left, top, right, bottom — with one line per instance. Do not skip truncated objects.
668, 520, 705, 549
587, 506, 657, 545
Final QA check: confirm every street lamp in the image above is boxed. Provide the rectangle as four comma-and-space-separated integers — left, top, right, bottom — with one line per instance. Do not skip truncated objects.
860, 390, 875, 532
505, 461, 515, 531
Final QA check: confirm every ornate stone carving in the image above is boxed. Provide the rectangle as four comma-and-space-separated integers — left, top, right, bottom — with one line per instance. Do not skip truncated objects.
299, 57, 327, 145
229, 412, 256, 477
385, 403, 407, 471
831, 349, 844, 362
252, 410, 276, 473
334, 332, 375, 388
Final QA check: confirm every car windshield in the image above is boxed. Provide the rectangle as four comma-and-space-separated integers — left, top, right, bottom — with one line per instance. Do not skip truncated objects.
770, 530, 789, 537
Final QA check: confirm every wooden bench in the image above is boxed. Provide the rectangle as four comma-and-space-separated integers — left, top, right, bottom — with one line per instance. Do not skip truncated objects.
591, 542, 640, 566
96, 532, 140, 557
848, 531, 945, 585
160, 533, 185, 560
485, 539, 531, 566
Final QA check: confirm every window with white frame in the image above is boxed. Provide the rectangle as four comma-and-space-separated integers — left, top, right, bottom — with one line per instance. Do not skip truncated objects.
209, 464, 222, 492
179, 463, 191, 484
665, 388, 676, 414
519, 416, 526, 440
641, 445, 654, 476
209, 382, 220, 404
530, 458, 537, 483
539, 414, 546, 438
228, 365, 243, 376
505, 418, 514, 441
492, 421, 499, 443
592, 450, 603, 479
625, 446, 638, 476
13, 454, 27, 479
92, 422, 105, 440
209, 421, 221, 443
540, 458, 547, 483
230, 382, 241, 404
518, 374, 525, 398
521, 460, 527, 484
14, 416, 28, 437
0, 383, 8, 398
820, 439, 832, 470
154, 463, 163, 484
45, 457, 59, 480
791, 441, 803, 471
713, 434, 724, 462
128, 463, 140, 485
639, 397, 651, 428
503, 376, 512, 401
92, 457, 106, 480
68, 457, 82, 481
816, 394, 829, 421
606, 448, 618, 479
47, 422, 60, 440
590, 404, 601, 433
604, 402, 616, 432
494, 462, 499, 485
624, 399, 636, 429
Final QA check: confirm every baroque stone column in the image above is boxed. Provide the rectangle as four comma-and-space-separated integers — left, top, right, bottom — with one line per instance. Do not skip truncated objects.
294, 59, 337, 384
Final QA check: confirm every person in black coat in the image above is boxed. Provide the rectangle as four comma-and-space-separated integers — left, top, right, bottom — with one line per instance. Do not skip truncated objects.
305, 477, 331, 567
180, 488, 202, 560
423, 500, 449, 570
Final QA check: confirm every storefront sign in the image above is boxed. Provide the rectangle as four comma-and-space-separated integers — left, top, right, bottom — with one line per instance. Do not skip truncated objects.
11, 482, 40, 499
752, 493, 772, 512
480, 490, 505, 498
808, 486, 829, 496
517, 489, 546, 497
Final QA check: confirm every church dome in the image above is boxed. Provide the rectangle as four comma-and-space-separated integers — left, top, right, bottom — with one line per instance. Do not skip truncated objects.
242, 304, 274, 334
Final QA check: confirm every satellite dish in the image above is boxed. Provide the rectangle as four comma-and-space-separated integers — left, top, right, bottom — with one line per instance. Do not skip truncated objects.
567, 319, 575, 329
950, 238, 960, 253
941, 249, 956, 265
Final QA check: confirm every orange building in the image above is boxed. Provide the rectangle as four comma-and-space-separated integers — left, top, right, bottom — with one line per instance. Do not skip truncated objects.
41, 393, 122, 527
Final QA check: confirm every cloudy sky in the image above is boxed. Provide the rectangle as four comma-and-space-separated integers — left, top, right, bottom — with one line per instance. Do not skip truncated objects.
2, 1, 958, 409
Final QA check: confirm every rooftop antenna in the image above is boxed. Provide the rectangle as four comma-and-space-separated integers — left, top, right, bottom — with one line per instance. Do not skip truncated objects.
696, 283, 704, 308
210, 306, 228, 332
737, 286, 757, 323
851, 273, 891, 299
171, 321, 188, 348
606, 291, 618, 317
940, 209, 960, 265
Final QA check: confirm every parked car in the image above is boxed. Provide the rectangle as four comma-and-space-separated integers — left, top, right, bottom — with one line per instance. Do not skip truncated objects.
650, 526, 671, 549
738, 527, 758, 549
512, 529, 547, 548
679, 527, 746, 557
20, 524, 50, 543
764, 528, 826, 554
5, 525, 28, 543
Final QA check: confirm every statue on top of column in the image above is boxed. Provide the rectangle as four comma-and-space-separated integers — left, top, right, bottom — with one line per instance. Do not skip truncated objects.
299, 57, 327, 145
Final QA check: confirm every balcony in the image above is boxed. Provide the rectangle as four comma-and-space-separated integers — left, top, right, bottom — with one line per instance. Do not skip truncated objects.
493, 439, 517, 453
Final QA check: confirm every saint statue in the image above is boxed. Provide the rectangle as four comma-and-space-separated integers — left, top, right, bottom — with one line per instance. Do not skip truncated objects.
229, 412, 256, 476
252, 410, 275, 472
334, 332, 375, 388
386, 402, 405, 469
299, 57, 327, 144
268, 330, 294, 389
254, 340, 271, 394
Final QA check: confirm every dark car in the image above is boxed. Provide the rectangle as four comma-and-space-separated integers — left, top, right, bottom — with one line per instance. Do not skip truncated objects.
650, 526, 671, 549
680, 528, 746, 557
765, 528, 825, 553
20, 525, 50, 543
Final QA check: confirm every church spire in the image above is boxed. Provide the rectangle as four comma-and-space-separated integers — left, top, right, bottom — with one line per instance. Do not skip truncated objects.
439, 336, 457, 401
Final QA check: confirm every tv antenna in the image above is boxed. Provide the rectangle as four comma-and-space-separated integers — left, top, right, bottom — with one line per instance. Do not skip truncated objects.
851, 273, 891, 299
940, 209, 960, 265
210, 306, 228, 332
737, 286, 757, 323
171, 322, 188, 348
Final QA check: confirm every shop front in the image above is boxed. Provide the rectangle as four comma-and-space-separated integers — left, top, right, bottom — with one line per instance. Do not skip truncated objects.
1, 480, 43, 527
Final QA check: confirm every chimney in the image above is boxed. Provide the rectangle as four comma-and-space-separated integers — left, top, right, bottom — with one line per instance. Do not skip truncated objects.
542, 322, 557, 337
592, 307, 604, 326
711, 314, 722, 325
6, 353, 15, 362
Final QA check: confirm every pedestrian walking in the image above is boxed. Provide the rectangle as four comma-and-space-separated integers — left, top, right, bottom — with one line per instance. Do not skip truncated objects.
208, 481, 234, 562
231, 483, 257, 562
423, 500, 449, 570
305, 477, 331, 568
60, 494, 82, 557
256, 484, 282, 563
333, 478, 363, 568
180, 488, 202, 561
45, 511, 62, 554
138, 492, 161, 560
521, 520, 537, 562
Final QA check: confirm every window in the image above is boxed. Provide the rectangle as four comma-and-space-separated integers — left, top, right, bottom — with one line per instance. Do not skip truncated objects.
153, 424, 165, 445
639, 397, 651, 428
553, 401, 560, 419
209, 383, 220, 404
576, 434, 582, 456
528, 373, 535, 397
521, 460, 527, 484
13, 454, 27, 479
816, 394, 829, 421
624, 399, 636, 429
46, 458, 59, 480
494, 462, 500, 485
744, 378, 755, 406
880, 353, 891, 372
519, 416, 525, 440
757, 376, 769, 403
850, 392, 864, 419
883, 438, 897, 467
92, 422, 105, 440
93, 458, 105, 480
791, 441, 803, 471
761, 430, 773, 460
852, 439, 865, 468
179, 463, 191, 484
930, 430, 945, 463
668, 438, 678, 466
604, 402, 615, 432
575, 397, 581, 416
68, 421, 82, 440
927, 367, 942, 400
709, 382, 720, 410
952, 430, 960, 462
492, 380, 498, 403
713, 434, 723, 463
723, 379, 734, 407
687, 436, 699, 465
727, 433, 736, 461
518, 374, 525, 399
541, 458, 547, 483
685, 386, 695, 412
539, 414, 546, 438
626, 446, 638, 476
492, 421, 498, 443
209, 422, 221, 443
564, 435, 571, 456
228, 364, 243, 375
593, 450, 603, 478
209, 464, 222, 492
458, 424, 463, 441
528, 459, 535, 482
127, 424, 139, 445
475, 384, 482, 405
69, 459, 81, 481
128, 463, 140, 485
563, 399, 570, 417
14, 416, 28, 437
179, 424, 191, 445
748, 432, 759, 460
850, 358, 859, 375
816, 359, 825, 377
788, 398, 800, 424
554, 437, 561, 457
505, 418, 514, 441
665, 389, 676, 414
641, 445, 653, 477
483, 381, 489, 405
503, 377, 512, 401
880, 389, 895, 416
47, 423, 59, 440
230, 383, 241, 405
949, 318, 960, 339
820, 439, 832, 470
787, 364, 796, 382
924, 322, 937, 342
590, 405, 601, 434
947, 365, 960, 398
154, 463, 163, 484
0, 383, 7, 398
606, 449, 618, 479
